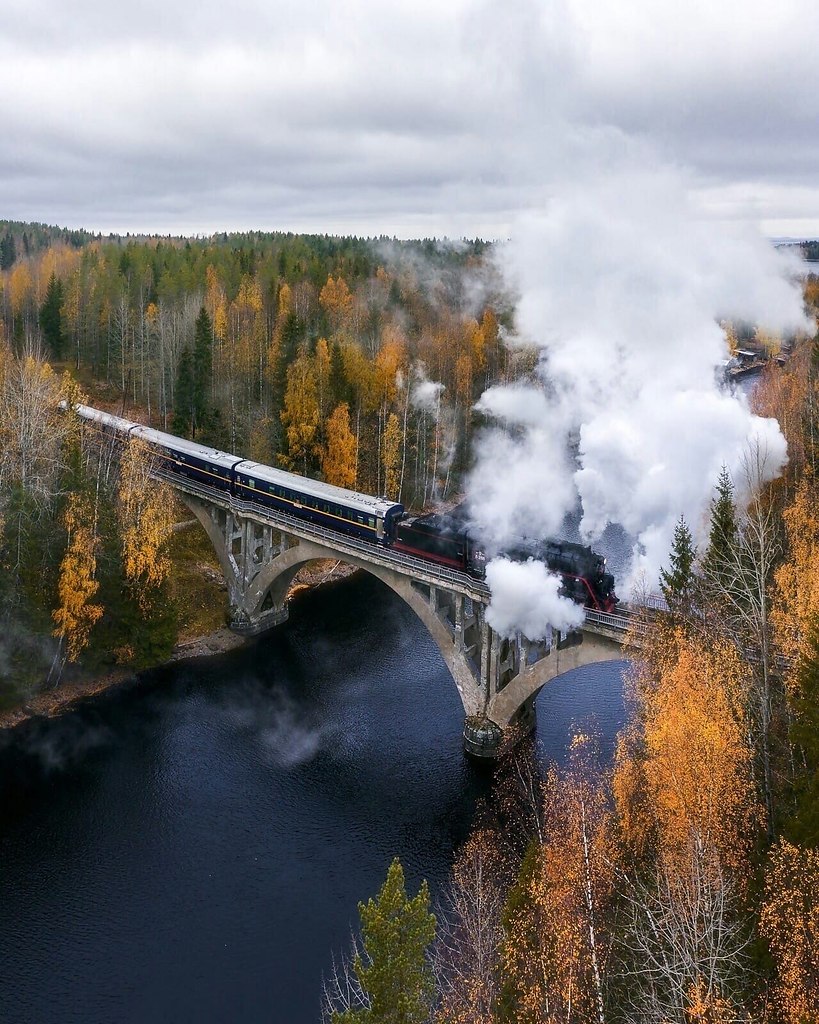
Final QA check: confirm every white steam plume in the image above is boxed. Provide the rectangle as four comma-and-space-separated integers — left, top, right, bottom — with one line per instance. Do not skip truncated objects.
469, 163, 809, 632
486, 558, 585, 638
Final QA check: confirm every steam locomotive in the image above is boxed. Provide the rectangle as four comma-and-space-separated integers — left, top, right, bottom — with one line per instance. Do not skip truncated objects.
70, 403, 617, 611
393, 507, 617, 612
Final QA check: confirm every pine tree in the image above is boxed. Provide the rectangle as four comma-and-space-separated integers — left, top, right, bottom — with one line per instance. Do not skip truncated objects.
660, 515, 697, 610
331, 858, 436, 1024
701, 467, 737, 592
39, 273, 65, 358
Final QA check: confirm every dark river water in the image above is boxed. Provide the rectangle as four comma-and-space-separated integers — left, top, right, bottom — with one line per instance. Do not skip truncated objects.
0, 574, 628, 1024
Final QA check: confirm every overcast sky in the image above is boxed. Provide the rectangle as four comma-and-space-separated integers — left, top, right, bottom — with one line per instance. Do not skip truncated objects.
2, 0, 818, 239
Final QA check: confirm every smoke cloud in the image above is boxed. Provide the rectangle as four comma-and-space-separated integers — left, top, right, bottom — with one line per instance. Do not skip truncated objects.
469, 162, 810, 633
411, 366, 445, 414
486, 558, 585, 638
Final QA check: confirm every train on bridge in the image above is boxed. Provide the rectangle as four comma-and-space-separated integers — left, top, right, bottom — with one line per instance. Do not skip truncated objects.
70, 403, 617, 612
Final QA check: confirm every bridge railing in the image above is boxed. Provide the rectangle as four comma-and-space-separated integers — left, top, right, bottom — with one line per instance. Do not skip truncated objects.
155, 470, 492, 600
155, 468, 644, 644
583, 608, 645, 635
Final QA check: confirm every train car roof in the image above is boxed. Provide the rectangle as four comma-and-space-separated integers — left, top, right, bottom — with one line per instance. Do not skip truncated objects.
74, 404, 402, 515
237, 460, 402, 516
74, 403, 139, 434
129, 424, 244, 471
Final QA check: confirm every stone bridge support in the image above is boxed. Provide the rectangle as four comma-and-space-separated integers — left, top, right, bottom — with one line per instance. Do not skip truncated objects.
182, 495, 629, 758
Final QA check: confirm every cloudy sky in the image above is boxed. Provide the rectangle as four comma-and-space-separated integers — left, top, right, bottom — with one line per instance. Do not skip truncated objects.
2, 0, 818, 239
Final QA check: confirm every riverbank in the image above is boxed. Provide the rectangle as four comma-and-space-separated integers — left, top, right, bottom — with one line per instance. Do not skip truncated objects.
0, 559, 359, 734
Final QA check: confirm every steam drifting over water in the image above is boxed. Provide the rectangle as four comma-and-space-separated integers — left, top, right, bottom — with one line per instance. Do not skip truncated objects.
469, 164, 810, 636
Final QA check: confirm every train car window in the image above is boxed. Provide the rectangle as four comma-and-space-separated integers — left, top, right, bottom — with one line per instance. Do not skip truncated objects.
249, 480, 255, 488
369, 517, 375, 528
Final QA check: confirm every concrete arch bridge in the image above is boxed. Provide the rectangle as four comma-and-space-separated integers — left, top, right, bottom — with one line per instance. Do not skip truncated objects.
170, 473, 641, 758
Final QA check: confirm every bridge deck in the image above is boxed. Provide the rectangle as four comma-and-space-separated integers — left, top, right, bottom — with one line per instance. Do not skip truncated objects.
157, 470, 492, 601
158, 470, 637, 642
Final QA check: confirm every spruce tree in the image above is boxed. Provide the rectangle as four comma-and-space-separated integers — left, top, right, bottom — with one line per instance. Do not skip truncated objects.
329, 340, 351, 408
192, 306, 213, 438
0, 232, 16, 270
332, 858, 436, 1024
39, 273, 65, 358
659, 515, 697, 609
173, 346, 196, 438
271, 310, 302, 415
701, 466, 738, 591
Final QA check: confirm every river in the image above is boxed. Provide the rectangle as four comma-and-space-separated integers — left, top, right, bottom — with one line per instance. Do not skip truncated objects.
0, 573, 628, 1023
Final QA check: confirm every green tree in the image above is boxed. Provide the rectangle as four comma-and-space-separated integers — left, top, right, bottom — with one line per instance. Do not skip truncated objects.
330, 340, 352, 408
173, 346, 196, 438
701, 467, 737, 592
660, 515, 697, 611
0, 232, 16, 270
330, 858, 436, 1024
786, 615, 819, 845
192, 306, 213, 439
39, 273, 65, 358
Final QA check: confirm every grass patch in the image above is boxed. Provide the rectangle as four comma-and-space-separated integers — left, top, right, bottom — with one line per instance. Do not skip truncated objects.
166, 514, 228, 642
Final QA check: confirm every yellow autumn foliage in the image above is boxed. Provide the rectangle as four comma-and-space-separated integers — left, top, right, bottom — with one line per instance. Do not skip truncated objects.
322, 403, 357, 489
382, 413, 402, 499
117, 437, 175, 609
52, 493, 103, 661
760, 840, 819, 1024
616, 632, 758, 876
771, 480, 819, 680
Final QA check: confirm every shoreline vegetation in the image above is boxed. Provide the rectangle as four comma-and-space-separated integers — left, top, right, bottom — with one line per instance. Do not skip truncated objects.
0, 558, 357, 734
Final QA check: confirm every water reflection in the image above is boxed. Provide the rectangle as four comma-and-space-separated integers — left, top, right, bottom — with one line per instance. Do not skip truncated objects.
0, 573, 627, 1024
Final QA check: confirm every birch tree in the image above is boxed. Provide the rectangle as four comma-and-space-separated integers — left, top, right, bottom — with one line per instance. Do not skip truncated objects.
433, 831, 506, 1024
52, 492, 103, 663
117, 437, 175, 610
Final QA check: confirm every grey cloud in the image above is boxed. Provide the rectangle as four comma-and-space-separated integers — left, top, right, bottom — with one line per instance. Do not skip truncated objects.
0, 0, 818, 235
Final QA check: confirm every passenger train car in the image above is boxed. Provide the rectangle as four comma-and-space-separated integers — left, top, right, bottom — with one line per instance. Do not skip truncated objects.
71, 403, 404, 544
70, 403, 617, 609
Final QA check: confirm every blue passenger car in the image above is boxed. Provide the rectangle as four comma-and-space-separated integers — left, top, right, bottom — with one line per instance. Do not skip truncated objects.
71, 403, 405, 546
233, 461, 403, 543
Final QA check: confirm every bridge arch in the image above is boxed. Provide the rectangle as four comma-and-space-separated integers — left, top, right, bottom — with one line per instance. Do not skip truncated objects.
182, 496, 486, 718
246, 540, 487, 718
180, 492, 631, 757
